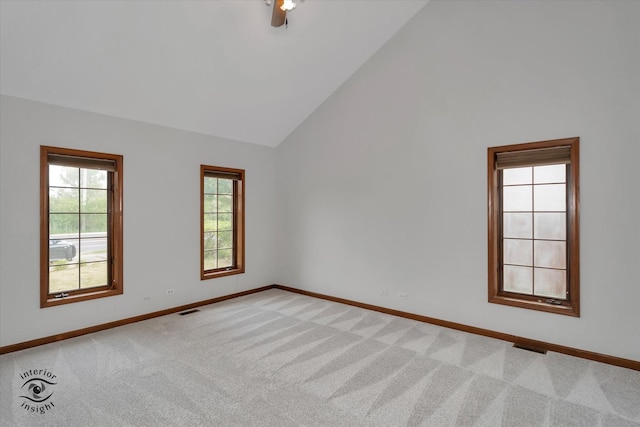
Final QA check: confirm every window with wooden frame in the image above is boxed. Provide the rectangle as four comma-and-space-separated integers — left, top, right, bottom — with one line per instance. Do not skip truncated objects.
488, 137, 579, 316
40, 146, 123, 308
201, 165, 245, 280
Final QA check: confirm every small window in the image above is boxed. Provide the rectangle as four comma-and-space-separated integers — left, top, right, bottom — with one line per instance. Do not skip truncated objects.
40, 146, 123, 307
201, 165, 245, 280
488, 137, 579, 316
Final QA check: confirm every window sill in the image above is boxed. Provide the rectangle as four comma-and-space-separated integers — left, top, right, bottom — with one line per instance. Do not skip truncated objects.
41, 288, 123, 308
201, 268, 245, 281
489, 294, 579, 317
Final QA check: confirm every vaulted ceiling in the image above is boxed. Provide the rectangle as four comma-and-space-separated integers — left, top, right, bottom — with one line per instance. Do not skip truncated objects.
0, 0, 428, 147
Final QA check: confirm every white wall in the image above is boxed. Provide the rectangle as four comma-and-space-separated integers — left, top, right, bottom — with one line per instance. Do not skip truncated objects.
275, 1, 640, 361
0, 95, 278, 347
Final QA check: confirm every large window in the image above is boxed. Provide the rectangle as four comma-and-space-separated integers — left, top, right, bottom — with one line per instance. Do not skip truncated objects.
488, 137, 579, 316
40, 146, 123, 307
201, 165, 245, 280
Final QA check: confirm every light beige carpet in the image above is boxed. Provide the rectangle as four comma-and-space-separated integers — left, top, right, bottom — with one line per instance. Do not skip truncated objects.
1, 288, 639, 426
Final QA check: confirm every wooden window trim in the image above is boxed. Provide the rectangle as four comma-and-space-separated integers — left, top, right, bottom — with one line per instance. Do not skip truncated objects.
488, 137, 580, 316
40, 146, 123, 308
200, 165, 245, 280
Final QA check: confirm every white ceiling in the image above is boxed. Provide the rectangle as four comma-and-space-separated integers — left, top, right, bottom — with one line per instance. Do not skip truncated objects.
0, 0, 428, 147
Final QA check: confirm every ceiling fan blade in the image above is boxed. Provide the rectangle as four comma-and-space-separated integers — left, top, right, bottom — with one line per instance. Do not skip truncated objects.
271, 0, 286, 27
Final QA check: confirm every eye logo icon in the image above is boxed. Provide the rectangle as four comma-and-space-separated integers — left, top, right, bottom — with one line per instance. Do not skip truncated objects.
18, 369, 58, 414
21, 378, 55, 403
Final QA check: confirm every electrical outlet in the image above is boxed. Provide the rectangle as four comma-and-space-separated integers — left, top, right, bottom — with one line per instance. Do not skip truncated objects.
143, 296, 151, 301
398, 292, 407, 299
380, 289, 388, 297
166, 289, 175, 295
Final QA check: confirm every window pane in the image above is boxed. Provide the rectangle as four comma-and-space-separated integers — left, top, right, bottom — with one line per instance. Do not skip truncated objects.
81, 213, 107, 235
50, 165, 79, 187
218, 195, 233, 213
218, 213, 233, 231
503, 213, 532, 239
81, 189, 108, 213
534, 268, 566, 299
534, 213, 566, 240
503, 186, 532, 211
204, 232, 217, 251
81, 169, 107, 189
503, 167, 532, 185
503, 239, 532, 266
534, 184, 565, 211
204, 195, 217, 213
218, 249, 233, 268
49, 238, 78, 262
49, 263, 79, 293
503, 265, 533, 294
50, 188, 79, 213
218, 231, 233, 249
204, 251, 217, 270
80, 261, 108, 288
534, 240, 566, 269
534, 164, 566, 184
204, 177, 218, 194
50, 213, 79, 235
218, 179, 233, 195
204, 214, 217, 232
79, 236, 107, 263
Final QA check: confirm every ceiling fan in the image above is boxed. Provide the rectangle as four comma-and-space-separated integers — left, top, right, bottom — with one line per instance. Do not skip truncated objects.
265, 0, 298, 28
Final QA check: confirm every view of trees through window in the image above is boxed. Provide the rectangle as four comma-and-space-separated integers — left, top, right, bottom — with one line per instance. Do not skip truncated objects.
203, 176, 235, 271
48, 165, 109, 293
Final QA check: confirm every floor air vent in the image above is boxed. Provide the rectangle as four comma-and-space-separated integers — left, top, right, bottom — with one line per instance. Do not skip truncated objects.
179, 309, 200, 316
513, 343, 547, 354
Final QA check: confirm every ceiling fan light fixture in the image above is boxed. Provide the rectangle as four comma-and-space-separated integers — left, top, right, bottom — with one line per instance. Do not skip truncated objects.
280, 0, 296, 12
